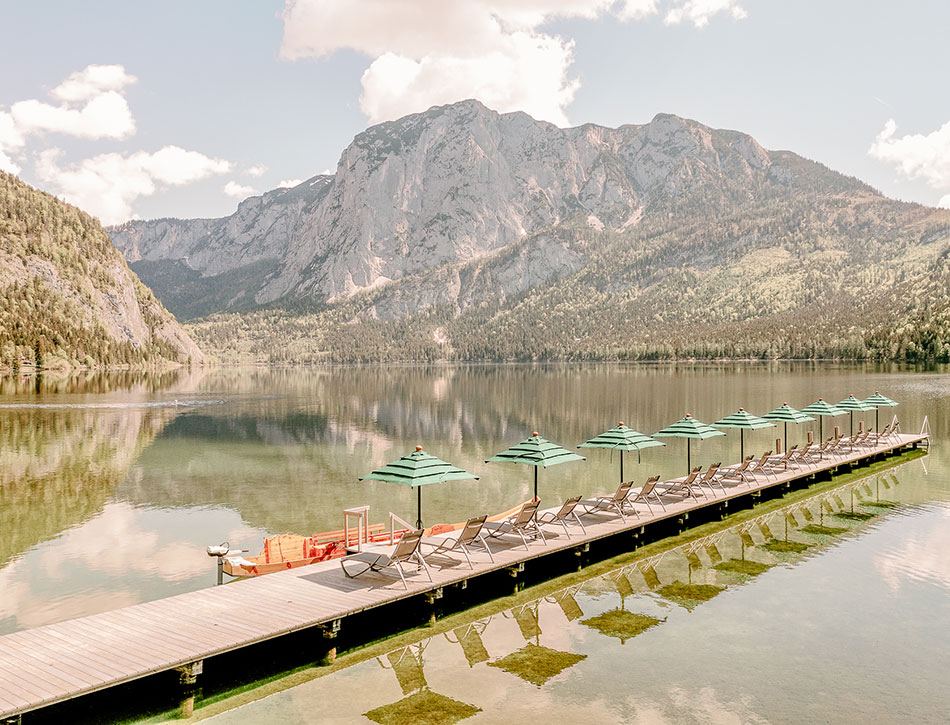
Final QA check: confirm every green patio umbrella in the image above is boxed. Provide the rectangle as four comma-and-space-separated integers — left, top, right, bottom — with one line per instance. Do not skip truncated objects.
361, 445, 478, 529
762, 402, 815, 452
654, 414, 725, 475
836, 394, 876, 436
713, 408, 775, 462
486, 432, 585, 500
800, 398, 847, 445
579, 422, 665, 482
862, 392, 899, 433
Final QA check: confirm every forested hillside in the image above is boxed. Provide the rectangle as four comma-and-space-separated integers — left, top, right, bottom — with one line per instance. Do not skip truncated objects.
0, 172, 203, 372
106, 101, 950, 364
189, 193, 950, 363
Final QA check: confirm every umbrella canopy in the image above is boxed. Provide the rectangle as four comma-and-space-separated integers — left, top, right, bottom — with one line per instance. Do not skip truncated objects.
654, 414, 725, 474
361, 446, 478, 529
762, 402, 815, 452
486, 432, 585, 500
836, 394, 876, 436
579, 422, 665, 482
713, 408, 776, 462
862, 392, 899, 432
800, 398, 847, 444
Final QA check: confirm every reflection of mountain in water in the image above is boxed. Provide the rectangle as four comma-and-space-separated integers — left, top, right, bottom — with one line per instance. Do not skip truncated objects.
0, 406, 177, 565
113, 365, 940, 536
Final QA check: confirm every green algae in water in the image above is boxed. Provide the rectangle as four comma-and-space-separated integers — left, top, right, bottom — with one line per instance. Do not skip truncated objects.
833, 511, 876, 521
488, 644, 586, 686
801, 524, 848, 536
713, 558, 772, 576
364, 690, 480, 725
658, 581, 725, 610
763, 538, 810, 554
581, 609, 662, 642
861, 500, 899, 509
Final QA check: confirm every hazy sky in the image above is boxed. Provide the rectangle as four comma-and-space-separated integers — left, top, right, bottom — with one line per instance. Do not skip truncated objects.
1, 0, 948, 224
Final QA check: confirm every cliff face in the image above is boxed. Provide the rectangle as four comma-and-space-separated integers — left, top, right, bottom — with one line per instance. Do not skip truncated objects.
0, 171, 202, 368
109, 100, 869, 320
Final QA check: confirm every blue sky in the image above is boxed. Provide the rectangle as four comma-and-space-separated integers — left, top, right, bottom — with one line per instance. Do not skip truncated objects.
1, 0, 948, 224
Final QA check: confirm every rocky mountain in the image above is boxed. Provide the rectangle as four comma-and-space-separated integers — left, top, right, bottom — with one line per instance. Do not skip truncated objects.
107, 100, 950, 362
0, 172, 202, 370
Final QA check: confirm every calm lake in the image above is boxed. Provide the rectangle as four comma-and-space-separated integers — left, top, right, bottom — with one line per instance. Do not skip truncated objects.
1, 364, 947, 722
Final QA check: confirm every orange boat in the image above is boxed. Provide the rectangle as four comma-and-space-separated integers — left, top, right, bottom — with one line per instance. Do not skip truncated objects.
219, 501, 530, 578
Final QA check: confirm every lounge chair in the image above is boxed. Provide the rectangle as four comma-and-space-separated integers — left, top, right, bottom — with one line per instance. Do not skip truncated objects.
482, 500, 545, 550
766, 445, 798, 470
695, 462, 725, 494
340, 529, 432, 589
745, 451, 776, 480
657, 469, 704, 499
624, 475, 664, 513
579, 480, 637, 522
537, 495, 587, 538
421, 515, 494, 569
717, 458, 752, 486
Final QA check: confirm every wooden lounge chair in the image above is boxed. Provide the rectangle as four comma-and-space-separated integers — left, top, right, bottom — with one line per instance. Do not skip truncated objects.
745, 451, 776, 480
766, 445, 798, 470
579, 480, 637, 522
717, 458, 753, 486
696, 462, 726, 494
421, 515, 494, 568
537, 495, 587, 538
657, 469, 704, 499
483, 500, 545, 550
340, 529, 432, 590
624, 475, 664, 513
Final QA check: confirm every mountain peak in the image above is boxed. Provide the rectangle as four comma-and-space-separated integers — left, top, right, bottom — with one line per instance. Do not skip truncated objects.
110, 101, 878, 319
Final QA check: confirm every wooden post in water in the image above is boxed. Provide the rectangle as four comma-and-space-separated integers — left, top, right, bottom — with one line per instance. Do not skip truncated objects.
317, 620, 341, 665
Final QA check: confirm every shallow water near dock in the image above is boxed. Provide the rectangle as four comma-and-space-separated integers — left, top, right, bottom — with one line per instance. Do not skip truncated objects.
0, 364, 948, 722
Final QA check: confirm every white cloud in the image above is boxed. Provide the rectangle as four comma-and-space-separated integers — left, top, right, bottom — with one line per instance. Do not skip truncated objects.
665, 0, 747, 27
36, 146, 232, 224
869, 119, 950, 201
278, 178, 304, 187
939, 194, 950, 209
245, 164, 268, 176
11, 91, 135, 140
359, 35, 579, 126
0, 111, 25, 174
51, 64, 138, 102
0, 151, 19, 174
224, 180, 256, 198
280, 1, 746, 125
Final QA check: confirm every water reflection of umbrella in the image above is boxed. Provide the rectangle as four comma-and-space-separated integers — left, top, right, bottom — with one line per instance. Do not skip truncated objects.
487, 432, 585, 500
862, 392, 899, 433
360, 446, 478, 529
713, 408, 775, 462
654, 414, 725, 475
836, 395, 875, 436
579, 422, 664, 482
762, 402, 815, 452
800, 399, 847, 445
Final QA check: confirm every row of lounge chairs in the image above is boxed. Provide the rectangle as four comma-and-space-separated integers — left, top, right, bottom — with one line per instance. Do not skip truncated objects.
341, 423, 901, 588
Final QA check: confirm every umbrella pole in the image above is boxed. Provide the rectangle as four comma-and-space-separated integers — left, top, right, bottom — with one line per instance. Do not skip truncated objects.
740, 430, 744, 462
784, 422, 788, 452
687, 439, 691, 476
850, 411, 854, 437
416, 487, 422, 530
620, 451, 624, 483
819, 418, 823, 444
534, 467, 539, 501
876, 408, 880, 432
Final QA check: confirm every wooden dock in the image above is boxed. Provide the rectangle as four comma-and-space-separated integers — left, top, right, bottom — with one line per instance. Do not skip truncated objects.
0, 432, 929, 719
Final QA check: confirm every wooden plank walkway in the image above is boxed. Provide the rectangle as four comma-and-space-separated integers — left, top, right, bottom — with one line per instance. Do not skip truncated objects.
0, 433, 928, 718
